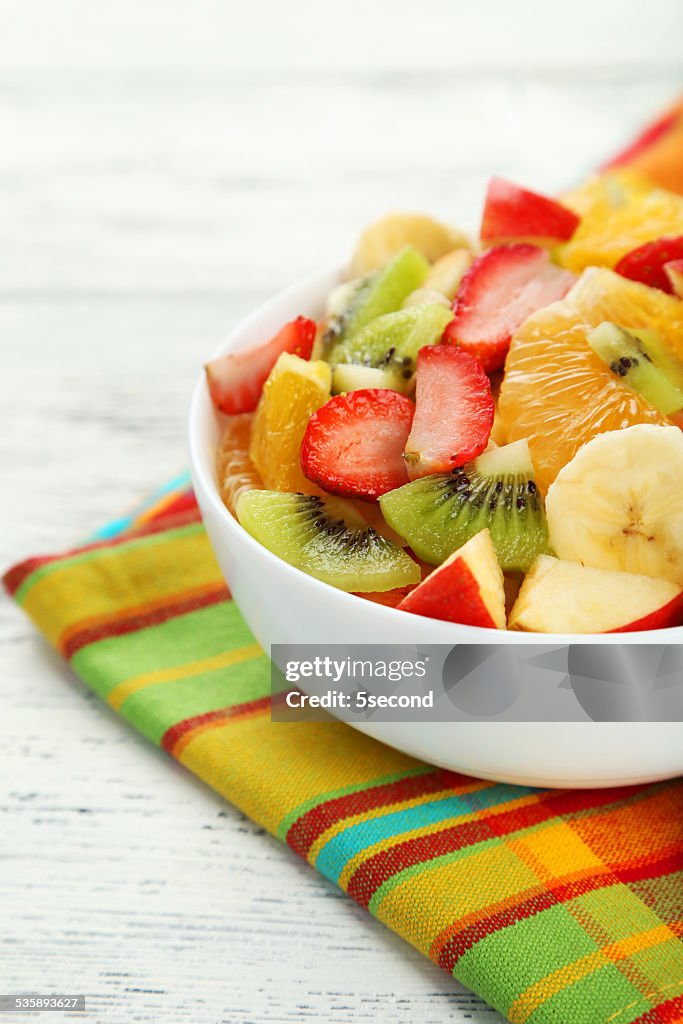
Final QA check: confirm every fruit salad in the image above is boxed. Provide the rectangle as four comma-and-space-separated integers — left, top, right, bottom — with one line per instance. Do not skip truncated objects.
205, 173, 683, 634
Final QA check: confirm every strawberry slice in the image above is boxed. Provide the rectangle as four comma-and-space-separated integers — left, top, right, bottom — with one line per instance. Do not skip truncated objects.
481, 177, 580, 246
403, 345, 493, 480
206, 316, 316, 414
443, 244, 576, 373
614, 236, 683, 294
300, 389, 414, 500
665, 259, 683, 298
397, 529, 506, 628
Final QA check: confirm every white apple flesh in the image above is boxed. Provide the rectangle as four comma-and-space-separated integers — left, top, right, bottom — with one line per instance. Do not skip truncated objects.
509, 556, 683, 633
398, 528, 506, 629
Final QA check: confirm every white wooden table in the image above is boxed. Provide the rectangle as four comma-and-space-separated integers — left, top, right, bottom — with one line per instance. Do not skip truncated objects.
1, 2, 681, 1020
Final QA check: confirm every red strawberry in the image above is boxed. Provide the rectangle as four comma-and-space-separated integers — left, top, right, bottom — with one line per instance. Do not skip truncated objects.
665, 259, 683, 298
481, 177, 580, 245
614, 236, 683, 294
300, 389, 414, 500
403, 345, 493, 480
443, 244, 576, 373
397, 529, 506, 628
206, 316, 316, 414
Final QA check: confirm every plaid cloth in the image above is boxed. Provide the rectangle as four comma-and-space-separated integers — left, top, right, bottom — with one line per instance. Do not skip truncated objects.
4, 488, 683, 1024
6, 100, 683, 1023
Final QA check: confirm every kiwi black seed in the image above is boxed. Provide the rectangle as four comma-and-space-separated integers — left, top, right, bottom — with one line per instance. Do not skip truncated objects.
235, 490, 420, 592
588, 321, 683, 416
324, 245, 429, 357
379, 440, 551, 571
330, 302, 453, 377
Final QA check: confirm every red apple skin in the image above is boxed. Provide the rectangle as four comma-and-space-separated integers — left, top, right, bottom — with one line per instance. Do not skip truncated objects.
599, 99, 683, 195
398, 555, 498, 627
480, 177, 580, 245
609, 592, 683, 632
601, 104, 680, 170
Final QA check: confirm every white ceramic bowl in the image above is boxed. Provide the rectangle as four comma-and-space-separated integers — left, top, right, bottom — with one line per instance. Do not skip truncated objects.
189, 265, 683, 788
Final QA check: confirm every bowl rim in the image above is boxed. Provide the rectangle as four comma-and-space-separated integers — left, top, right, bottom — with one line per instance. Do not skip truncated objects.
188, 263, 683, 645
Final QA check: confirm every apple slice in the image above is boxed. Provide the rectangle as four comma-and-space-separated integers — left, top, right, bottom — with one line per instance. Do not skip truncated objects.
397, 529, 506, 628
601, 102, 682, 171
206, 316, 316, 414
665, 259, 683, 299
481, 177, 580, 247
600, 99, 683, 194
508, 556, 683, 634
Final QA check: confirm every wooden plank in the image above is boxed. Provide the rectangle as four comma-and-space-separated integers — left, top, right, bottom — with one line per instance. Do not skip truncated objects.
2, 1, 680, 1018
0, 75, 679, 291
0, 0, 681, 72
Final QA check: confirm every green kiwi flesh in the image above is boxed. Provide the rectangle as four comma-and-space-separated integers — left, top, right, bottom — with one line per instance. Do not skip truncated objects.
330, 304, 453, 390
587, 322, 683, 416
324, 246, 429, 360
236, 490, 421, 592
379, 439, 550, 571
332, 362, 412, 395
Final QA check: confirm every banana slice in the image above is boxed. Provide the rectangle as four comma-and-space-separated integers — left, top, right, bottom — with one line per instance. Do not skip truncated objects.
545, 424, 683, 585
422, 247, 473, 300
403, 250, 474, 308
402, 287, 451, 309
351, 213, 472, 276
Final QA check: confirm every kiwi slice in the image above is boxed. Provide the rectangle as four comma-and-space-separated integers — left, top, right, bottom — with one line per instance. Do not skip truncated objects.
330, 304, 453, 391
324, 246, 430, 358
236, 490, 420, 592
379, 439, 550, 571
588, 322, 683, 416
332, 363, 412, 395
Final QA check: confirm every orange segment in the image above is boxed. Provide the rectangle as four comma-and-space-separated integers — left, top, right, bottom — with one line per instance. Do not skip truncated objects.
499, 268, 683, 492
216, 413, 262, 516
249, 353, 331, 493
556, 172, 683, 273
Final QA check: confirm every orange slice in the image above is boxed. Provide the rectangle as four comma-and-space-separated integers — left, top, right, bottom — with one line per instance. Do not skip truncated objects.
499, 268, 683, 492
249, 353, 331, 493
556, 172, 683, 273
216, 413, 262, 516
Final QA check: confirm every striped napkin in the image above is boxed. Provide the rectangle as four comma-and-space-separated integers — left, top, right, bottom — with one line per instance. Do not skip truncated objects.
5, 484, 683, 1024
5, 101, 683, 1024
